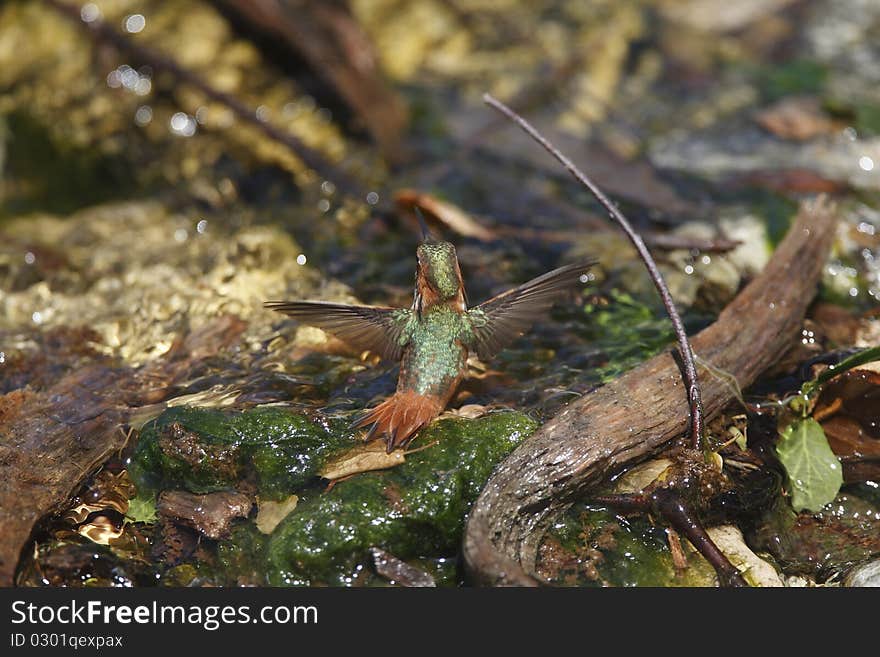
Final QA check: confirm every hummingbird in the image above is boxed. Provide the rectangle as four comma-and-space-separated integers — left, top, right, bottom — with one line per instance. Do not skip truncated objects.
265, 216, 594, 453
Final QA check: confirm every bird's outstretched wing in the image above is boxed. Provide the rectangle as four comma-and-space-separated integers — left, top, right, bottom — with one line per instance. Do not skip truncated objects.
264, 301, 412, 361
466, 261, 594, 361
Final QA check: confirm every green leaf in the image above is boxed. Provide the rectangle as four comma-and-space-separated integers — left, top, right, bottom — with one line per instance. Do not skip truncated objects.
775, 418, 843, 512
124, 494, 157, 525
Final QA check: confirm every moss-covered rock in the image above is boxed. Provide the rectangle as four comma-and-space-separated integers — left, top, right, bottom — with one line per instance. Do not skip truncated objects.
130, 406, 355, 499
264, 412, 537, 586
129, 407, 536, 585
537, 505, 718, 587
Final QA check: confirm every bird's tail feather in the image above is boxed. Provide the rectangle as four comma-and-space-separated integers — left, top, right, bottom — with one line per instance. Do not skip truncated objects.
355, 391, 443, 452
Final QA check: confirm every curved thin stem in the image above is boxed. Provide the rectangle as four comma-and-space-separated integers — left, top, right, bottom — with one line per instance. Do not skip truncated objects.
483, 93, 704, 449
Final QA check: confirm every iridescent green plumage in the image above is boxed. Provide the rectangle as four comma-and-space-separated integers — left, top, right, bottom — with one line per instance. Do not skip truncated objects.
398, 305, 472, 398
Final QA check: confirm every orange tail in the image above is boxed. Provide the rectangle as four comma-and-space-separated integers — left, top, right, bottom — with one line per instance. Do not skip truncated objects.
355, 391, 444, 452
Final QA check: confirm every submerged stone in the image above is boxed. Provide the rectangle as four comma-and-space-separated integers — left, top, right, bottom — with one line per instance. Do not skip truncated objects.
130, 406, 354, 499
17, 539, 153, 587
844, 559, 880, 587
749, 493, 880, 581
263, 412, 537, 586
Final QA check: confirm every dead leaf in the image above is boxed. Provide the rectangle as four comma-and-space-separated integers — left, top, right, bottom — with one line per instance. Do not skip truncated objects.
255, 495, 299, 535
395, 190, 496, 242
815, 363, 880, 482
443, 404, 489, 419
613, 458, 674, 494
319, 442, 406, 480
754, 96, 835, 141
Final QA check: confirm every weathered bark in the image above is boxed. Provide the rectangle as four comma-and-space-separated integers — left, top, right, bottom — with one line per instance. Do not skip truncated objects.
463, 197, 839, 585
0, 315, 246, 586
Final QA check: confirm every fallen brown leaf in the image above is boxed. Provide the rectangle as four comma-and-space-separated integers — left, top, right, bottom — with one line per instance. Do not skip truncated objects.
443, 404, 489, 419
395, 190, 496, 242
816, 362, 880, 483
754, 96, 835, 141
319, 441, 406, 480
255, 495, 299, 535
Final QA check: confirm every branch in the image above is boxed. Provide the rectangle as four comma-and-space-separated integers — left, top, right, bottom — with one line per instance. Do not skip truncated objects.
483, 93, 705, 449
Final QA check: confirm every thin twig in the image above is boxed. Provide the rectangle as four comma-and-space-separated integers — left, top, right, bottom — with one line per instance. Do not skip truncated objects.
594, 491, 747, 586
46, 0, 363, 196
482, 93, 705, 449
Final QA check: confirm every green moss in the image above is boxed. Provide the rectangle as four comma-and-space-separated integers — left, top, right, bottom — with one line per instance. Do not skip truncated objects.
748, 191, 799, 247
854, 103, 880, 136
579, 291, 676, 382
541, 505, 716, 587
130, 408, 535, 586
825, 99, 880, 138
758, 60, 828, 102
211, 525, 271, 586
264, 412, 537, 586
130, 406, 355, 499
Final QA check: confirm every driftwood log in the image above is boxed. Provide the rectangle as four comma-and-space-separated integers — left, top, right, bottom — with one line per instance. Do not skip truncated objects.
463, 197, 839, 585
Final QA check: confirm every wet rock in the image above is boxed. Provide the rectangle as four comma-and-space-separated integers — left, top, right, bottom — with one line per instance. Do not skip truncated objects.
661, 237, 742, 311
749, 493, 880, 580
130, 406, 355, 498
370, 547, 436, 587
659, 0, 798, 34
0, 0, 354, 205
264, 412, 537, 585
844, 559, 880, 587
17, 540, 151, 587
651, 125, 880, 191
158, 490, 252, 539
805, 0, 880, 86
153, 519, 201, 567
0, 201, 341, 366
